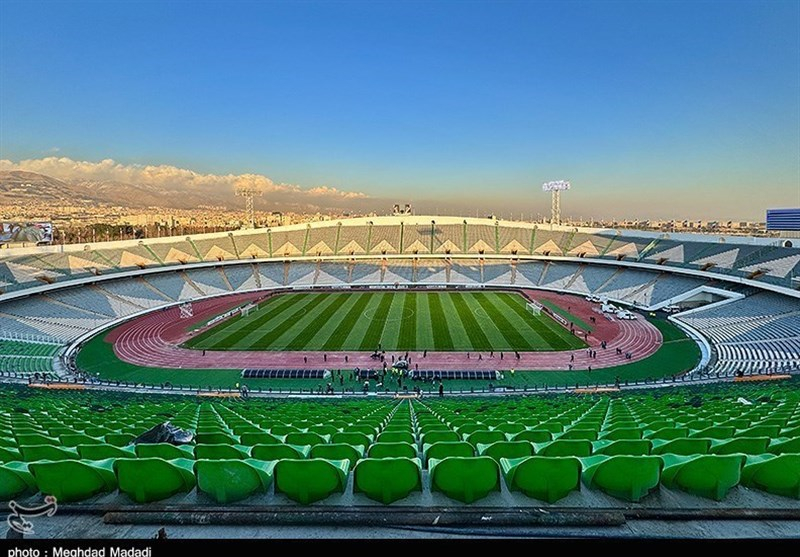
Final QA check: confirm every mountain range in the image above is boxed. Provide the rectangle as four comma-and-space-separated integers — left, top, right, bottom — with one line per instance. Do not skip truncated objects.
0, 170, 230, 209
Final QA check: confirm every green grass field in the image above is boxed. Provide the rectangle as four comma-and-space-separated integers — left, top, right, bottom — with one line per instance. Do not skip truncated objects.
184, 291, 587, 352
77, 314, 698, 391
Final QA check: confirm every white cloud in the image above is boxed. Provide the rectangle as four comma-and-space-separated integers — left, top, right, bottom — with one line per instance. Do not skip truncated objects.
0, 156, 368, 201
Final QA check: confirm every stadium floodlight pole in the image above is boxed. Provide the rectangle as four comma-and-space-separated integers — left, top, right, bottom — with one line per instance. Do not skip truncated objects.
542, 180, 571, 226
235, 185, 264, 229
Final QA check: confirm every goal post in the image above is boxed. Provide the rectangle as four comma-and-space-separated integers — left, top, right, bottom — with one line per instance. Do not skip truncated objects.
240, 303, 256, 318
526, 300, 543, 317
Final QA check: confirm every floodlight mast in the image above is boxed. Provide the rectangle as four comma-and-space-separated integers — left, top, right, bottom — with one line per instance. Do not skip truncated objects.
236, 186, 264, 229
542, 180, 571, 226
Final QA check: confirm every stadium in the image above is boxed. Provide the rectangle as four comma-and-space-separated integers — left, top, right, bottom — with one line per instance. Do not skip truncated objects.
0, 215, 798, 538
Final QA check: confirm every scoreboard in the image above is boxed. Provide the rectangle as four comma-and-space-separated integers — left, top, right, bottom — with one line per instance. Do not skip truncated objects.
766, 208, 800, 231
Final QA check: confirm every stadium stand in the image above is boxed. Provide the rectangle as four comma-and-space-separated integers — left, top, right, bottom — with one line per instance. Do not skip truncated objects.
186, 268, 232, 295
96, 279, 170, 310
45, 287, 123, 318
222, 265, 257, 291
539, 262, 581, 290
649, 274, 709, 306
384, 260, 415, 283
676, 293, 800, 375
142, 273, 193, 301
1, 218, 799, 295
514, 262, 547, 286
0, 215, 797, 386
0, 379, 796, 507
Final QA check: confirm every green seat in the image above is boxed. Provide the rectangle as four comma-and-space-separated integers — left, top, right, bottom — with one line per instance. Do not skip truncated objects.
331, 432, 373, 447
511, 430, 552, 443
476, 441, 533, 463
59, 434, 102, 447
0, 462, 37, 501
135, 443, 194, 459
533, 439, 593, 457
464, 430, 505, 446
0, 437, 17, 449
454, 424, 483, 436
581, 455, 663, 502
661, 454, 746, 501
196, 432, 239, 445
422, 441, 474, 465
346, 425, 378, 437
420, 431, 460, 445
274, 458, 350, 504
768, 437, 800, 454
689, 426, 735, 440
239, 432, 282, 446
310, 443, 365, 466
383, 424, 413, 433
760, 418, 790, 429
592, 439, 651, 456
559, 429, 598, 441
419, 424, 450, 434
650, 438, 710, 456
642, 420, 673, 431
77, 444, 135, 460
284, 432, 330, 447
644, 427, 688, 440
230, 426, 262, 436
0, 447, 22, 462
429, 456, 500, 504
196, 459, 276, 503
494, 423, 526, 435
269, 425, 300, 436
684, 419, 713, 430
709, 437, 770, 456
20, 444, 79, 462
308, 425, 340, 436
599, 428, 642, 441
15, 434, 58, 446
368, 442, 417, 459
105, 433, 135, 447
194, 444, 249, 460
115, 458, 196, 503
250, 443, 310, 460
354, 457, 423, 504
737, 425, 780, 438
721, 419, 750, 430
29, 458, 117, 502
741, 454, 800, 499
501, 456, 582, 503
537, 423, 564, 434
780, 426, 800, 438
377, 431, 415, 444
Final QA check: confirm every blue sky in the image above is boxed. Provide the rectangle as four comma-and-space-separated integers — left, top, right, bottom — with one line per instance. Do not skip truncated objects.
1, 0, 798, 220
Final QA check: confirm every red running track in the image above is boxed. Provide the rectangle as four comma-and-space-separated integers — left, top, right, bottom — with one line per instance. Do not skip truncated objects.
109, 289, 663, 372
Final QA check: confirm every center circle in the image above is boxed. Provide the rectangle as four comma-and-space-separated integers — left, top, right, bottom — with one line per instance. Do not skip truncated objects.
363, 306, 416, 322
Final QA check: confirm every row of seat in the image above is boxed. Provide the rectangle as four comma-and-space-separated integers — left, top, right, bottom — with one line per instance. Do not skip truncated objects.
2, 451, 797, 506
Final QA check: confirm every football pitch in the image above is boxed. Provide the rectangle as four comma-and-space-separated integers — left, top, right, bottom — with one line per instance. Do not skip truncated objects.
184, 290, 587, 352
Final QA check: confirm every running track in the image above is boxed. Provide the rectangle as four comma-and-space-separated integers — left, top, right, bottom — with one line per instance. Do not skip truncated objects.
109, 289, 663, 372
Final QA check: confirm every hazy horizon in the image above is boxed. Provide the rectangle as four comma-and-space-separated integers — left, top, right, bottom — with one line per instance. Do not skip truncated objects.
1, 1, 798, 221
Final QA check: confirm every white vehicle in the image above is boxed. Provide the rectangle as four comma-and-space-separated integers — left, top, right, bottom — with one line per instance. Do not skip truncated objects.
601, 302, 618, 314
616, 310, 636, 320
663, 305, 682, 313
585, 295, 602, 303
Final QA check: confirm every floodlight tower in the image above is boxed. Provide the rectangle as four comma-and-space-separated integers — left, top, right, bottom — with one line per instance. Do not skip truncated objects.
236, 185, 264, 229
542, 180, 571, 226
